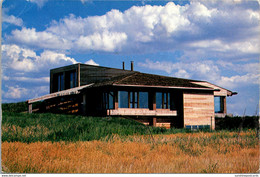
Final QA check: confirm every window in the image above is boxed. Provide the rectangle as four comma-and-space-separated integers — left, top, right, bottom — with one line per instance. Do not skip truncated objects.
103, 92, 114, 109
156, 92, 162, 109
118, 91, 149, 108
118, 91, 128, 108
130, 92, 138, 108
156, 92, 170, 109
57, 73, 64, 91
214, 96, 224, 113
69, 71, 77, 88
139, 92, 148, 108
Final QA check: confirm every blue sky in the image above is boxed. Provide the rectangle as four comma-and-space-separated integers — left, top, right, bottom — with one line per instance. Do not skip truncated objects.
1, 0, 259, 116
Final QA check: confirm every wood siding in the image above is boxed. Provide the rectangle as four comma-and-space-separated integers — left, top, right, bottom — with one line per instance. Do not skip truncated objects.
183, 92, 215, 130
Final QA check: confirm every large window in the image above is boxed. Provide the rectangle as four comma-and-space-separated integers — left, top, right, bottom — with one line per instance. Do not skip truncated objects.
156, 92, 170, 109
118, 91, 128, 108
118, 91, 149, 108
214, 96, 224, 113
103, 92, 114, 109
57, 73, 64, 91
69, 71, 77, 88
139, 92, 148, 108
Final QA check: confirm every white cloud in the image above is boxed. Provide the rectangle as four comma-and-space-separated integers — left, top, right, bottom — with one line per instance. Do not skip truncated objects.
26, 0, 48, 8
5, 76, 50, 83
3, 85, 49, 100
138, 59, 258, 89
8, 28, 72, 50
75, 31, 127, 52
216, 73, 260, 89
6, 1, 259, 56
4, 86, 28, 99
84, 59, 99, 66
2, 44, 77, 72
173, 69, 191, 78
2, 8, 23, 26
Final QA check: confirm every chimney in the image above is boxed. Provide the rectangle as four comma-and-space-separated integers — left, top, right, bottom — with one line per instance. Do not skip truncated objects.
122, 61, 125, 70
131, 61, 134, 71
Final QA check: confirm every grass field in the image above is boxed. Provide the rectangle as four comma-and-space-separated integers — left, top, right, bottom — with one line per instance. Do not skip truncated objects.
2, 111, 188, 143
1, 103, 259, 173
2, 131, 259, 173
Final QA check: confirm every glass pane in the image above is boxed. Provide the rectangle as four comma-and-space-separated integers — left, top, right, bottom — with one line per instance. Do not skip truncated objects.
164, 93, 167, 108
58, 74, 64, 91
74, 72, 77, 87
168, 93, 170, 109
60, 74, 64, 90
156, 92, 162, 109
139, 92, 148, 108
214, 96, 221, 113
109, 92, 114, 109
70, 72, 74, 88
130, 92, 134, 108
119, 91, 128, 108
70, 71, 77, 88
135, 92, 138, 108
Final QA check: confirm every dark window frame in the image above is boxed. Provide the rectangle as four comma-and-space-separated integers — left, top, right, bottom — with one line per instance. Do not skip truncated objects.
103, 91, 115, 110
118, 91, 148, 109
156, 92, 170, 109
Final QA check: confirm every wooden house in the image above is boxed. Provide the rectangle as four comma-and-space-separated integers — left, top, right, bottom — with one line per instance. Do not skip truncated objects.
28, 62, 237, 130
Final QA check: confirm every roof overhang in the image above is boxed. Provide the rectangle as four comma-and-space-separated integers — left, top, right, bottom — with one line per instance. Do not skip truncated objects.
27, 84, 93, 104
112, 84, 215, 91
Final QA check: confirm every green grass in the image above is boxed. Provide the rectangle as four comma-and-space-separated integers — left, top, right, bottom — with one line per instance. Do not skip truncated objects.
2, 111, 189, 143
1, 102, 258, 143
2, 102, 28, 113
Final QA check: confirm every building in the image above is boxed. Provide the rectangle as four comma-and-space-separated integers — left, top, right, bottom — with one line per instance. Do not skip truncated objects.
28, 62, 237, 129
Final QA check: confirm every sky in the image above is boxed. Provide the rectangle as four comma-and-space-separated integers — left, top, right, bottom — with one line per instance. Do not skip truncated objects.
1, 0, 259, 116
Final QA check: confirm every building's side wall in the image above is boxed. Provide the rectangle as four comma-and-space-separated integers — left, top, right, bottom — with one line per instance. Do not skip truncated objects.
183, 92, 215, 130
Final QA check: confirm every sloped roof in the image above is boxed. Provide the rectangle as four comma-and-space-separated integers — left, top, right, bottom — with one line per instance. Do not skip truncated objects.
28, 84, 93, 104
90, 72, 212, 90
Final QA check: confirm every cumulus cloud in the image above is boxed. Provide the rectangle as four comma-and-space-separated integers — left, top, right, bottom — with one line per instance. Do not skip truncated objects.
2, 44, 77, 72
75, 31, 127, 52
5, 1, 259, 57
8, 28, 71, 50
1, 44, 100, 101
84, 59, 99, 66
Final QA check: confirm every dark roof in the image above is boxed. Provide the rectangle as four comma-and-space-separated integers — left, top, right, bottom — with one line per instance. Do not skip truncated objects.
90, 72, 211, 89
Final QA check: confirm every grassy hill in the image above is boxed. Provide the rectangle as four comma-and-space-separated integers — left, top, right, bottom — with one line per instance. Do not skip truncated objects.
1, 102, 258, 143
2, 110, 184, 143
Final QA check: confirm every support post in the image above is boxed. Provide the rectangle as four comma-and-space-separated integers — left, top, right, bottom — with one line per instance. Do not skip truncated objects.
153, 117, 157, 127
28, 104, 32, 113
78, 63, 81, 87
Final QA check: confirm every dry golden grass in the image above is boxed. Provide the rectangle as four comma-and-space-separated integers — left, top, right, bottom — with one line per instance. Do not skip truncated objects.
2, 131, 259, 173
